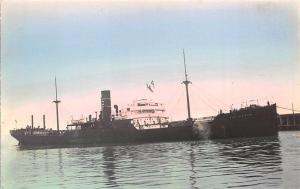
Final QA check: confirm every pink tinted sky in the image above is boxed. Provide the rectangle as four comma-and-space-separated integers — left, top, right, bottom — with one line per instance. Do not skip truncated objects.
2, 78, 300, 134
2, 0, 300, 135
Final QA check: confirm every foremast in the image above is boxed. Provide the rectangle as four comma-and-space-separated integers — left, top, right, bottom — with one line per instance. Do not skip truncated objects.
182, 49, 192, 120
53, 77, 61, 131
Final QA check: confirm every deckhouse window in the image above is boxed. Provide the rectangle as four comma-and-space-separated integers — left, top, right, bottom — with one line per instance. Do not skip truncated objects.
142, 110, 155, 113
137, 103, 148, 106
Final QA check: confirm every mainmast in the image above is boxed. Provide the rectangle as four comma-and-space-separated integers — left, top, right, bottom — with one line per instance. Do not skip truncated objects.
182, 49, 192, 120
53, 77, 61, 131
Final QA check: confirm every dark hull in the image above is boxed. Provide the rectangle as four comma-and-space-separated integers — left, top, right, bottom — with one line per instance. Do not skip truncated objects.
11, 120, 200, 146
209, 104, 278, 139
10, 104, 279, 146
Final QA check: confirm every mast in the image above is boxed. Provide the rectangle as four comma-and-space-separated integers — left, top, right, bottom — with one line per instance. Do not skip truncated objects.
292, 103, 296, 126
31, 115, 34, 134
182, 49, 192, 120
53, 77, 61, 131
31, 115, 34, 130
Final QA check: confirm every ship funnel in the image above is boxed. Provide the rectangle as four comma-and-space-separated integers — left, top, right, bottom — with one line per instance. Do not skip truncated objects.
114, 105, 119, 116
43, 114, 46, 129
101, 90, 111, 124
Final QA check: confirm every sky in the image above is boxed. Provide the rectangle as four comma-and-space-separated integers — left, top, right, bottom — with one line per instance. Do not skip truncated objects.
1, 0, 300, 135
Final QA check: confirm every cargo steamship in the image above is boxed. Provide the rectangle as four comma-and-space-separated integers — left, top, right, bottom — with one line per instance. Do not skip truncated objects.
10, 52, 278, 146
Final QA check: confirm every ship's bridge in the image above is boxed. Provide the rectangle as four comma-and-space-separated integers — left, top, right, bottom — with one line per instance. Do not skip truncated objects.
116, 99, 169, 129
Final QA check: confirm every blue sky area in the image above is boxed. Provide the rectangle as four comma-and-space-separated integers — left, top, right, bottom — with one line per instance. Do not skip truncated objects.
1, 1, 299, 131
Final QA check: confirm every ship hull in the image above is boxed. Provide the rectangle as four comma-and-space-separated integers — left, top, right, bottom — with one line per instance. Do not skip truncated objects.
10, 104, 278, 146
11, 120, 200, 146
209, 104, 278, 139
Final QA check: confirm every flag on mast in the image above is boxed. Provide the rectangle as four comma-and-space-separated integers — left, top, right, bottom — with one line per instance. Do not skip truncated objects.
151, 80, 155, 88
146, 83, 154, 93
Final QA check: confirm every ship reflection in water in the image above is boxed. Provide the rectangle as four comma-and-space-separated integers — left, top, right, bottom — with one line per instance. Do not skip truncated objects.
4, 132, 300, 188
188, 137, 282, 188
102, 147, 118, 187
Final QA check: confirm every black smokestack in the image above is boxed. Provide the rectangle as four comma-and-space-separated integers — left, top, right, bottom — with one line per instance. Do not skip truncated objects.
114, 105, 119, 116
101, 90, 111, 124
43, 114, 46, 129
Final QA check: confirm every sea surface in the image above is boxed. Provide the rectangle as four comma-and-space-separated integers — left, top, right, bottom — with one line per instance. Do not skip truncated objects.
1, 131, 300, 189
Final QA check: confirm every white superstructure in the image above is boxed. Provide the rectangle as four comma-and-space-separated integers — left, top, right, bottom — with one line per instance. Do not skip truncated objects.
116, 99, 169, 129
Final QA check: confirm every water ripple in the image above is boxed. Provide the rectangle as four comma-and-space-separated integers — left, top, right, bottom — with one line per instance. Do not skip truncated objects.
2, 132, 300, 188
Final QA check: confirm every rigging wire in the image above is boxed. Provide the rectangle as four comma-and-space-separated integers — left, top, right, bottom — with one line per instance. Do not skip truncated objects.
191, 83, 278, 111
165, 85, 183, 107
191, 83, 230, 109
190, 85, 220, 109
189, 86, 219, 113
268, 100, 300, 113
192, 83, 230, 107
168, 90, 185, 116
189, 85, 230, 112
276, 106, 300, 113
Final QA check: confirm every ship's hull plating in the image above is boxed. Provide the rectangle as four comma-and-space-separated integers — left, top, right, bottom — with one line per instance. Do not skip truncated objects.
11, 120, 200, 146
209, 104, 278, 139
10, 104, 278, 146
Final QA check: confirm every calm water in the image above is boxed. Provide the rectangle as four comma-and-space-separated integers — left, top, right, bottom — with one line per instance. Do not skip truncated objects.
1, 131, 300, 189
